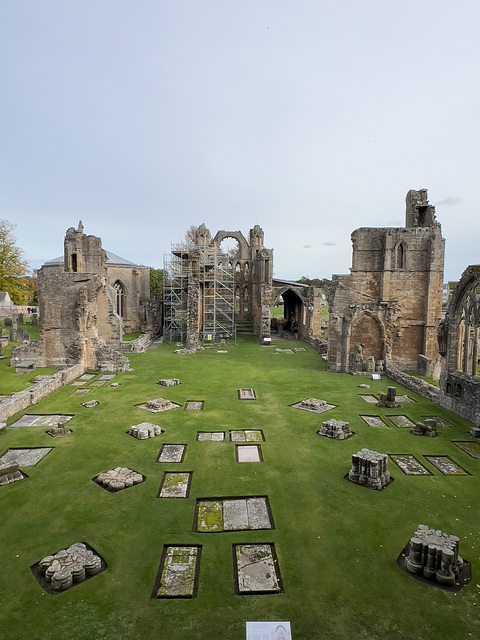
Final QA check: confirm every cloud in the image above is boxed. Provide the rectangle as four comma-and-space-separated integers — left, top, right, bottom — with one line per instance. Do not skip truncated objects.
302, 244, 312, 249
434, 196, 462, 207
322, 242, 336, 246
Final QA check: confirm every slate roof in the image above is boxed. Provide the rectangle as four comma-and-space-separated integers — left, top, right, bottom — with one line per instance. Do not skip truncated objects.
44, 251, 139, 268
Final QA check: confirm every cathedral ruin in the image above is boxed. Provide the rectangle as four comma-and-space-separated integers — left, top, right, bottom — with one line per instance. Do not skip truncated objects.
328, 189, 445, 374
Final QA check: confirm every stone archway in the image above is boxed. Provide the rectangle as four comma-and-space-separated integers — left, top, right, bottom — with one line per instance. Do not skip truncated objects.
349, 311, 385, 368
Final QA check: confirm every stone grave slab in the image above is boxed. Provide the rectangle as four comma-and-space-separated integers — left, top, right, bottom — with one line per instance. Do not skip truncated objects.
238, 388, 256, 400
292, 398, 336, 414
396, 395, 415, 403
90, 380, 106, 386
31, 542, 107, 594
359, 394, 378, 403
390, 455, 431, 475
247, 497, 273, 529
422, 416, 453, 428
78, 374, 95, 381
184, 401, 204, 411
70, 381, 86, 387
154, 545, 201, 598
361, 415, 388, 428
72, 388, 91, 396
158, 472, 191, 498
236, 445, 262, 462
137, 398, 181, 413
10, 414, 73, 428
157, 444, 186, 463
453, 441, 480, 459
294, 348, 306, 352
224, 499, 249, 530
246, 622, 291, 640
234, 544, 282, 594
387, 415, 416, 428
196, 432, 225, 441
98, 374, 115, 381
424, 456, 470, 475
195, 497, 272, 532
229, 430, 264, 442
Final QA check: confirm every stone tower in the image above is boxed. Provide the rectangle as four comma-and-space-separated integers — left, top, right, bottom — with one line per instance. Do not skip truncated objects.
328, 189, 445, 373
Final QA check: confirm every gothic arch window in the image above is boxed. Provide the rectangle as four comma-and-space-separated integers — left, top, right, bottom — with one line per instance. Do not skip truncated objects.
395, 242, 406, 269
445, 381, 453, 396
114, 281, 126, 318
454, 382, 463, 398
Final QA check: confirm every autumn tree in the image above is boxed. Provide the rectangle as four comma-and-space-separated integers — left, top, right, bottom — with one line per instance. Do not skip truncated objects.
0, 219, 32, 304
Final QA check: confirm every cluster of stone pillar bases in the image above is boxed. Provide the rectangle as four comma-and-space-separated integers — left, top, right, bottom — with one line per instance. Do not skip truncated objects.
348, 449, 391, 490
405, 525, 465, 587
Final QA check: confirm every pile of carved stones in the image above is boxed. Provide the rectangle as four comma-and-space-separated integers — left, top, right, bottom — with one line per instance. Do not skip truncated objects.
376, 386, 399, 408
39, 543, 102, 591
299, 398, 327, 411
405, 525, 464, 586
157, 378, 180, 387
128, 422, 162, 439
145, 398, 176, 412
412, 418, 438, 437
348, 448, 391, 490
317, 419, 353, 440
47, 423, 72, 437
0, 463, 23, 486
96, 467, 143, 491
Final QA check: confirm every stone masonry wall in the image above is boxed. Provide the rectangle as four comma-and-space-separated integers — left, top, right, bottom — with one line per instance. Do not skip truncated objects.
0, 364, 84, 421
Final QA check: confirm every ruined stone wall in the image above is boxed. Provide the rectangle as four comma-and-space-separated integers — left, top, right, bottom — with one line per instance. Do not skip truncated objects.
328, 190, 445, 373
0, 364, 84, 421
106, 265, 151, 334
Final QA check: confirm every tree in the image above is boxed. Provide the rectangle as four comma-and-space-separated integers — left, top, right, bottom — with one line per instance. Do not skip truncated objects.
0, 219, 31, 304
149, 268, 164, 299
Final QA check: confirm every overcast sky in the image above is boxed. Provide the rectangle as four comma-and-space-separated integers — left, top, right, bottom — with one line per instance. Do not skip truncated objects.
1, 1, 479, 282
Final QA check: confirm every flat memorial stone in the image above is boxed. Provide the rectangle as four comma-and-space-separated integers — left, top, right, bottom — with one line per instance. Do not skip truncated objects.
230, 430, 264, 442
223, 499, 249, 530
98, 374, 115, 380
159, 472, 191, 498
246, 497, 272, 529
359, 395, 378, 403
453, 441, 480, 459
361, 416, 388, 428
78, 374, 95, 381
390, 454, 431, 475
424, 455, 469, 475
10, 414, 73, 427
235, 544, 282, 594
388, 415, 416, 428
238, 388, 256, 400
157, 444, 186, 463
236, 445, 262, 462
0, 447, 52, 467
246, 622, 291, 640
184, 401, 204, 410
155, 546, 200, 598
197, 432, 225, 441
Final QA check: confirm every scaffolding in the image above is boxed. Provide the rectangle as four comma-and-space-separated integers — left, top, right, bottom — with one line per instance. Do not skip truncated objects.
162, 242, 236, 344
201, 245, 235, 342
163, 244, 189, 343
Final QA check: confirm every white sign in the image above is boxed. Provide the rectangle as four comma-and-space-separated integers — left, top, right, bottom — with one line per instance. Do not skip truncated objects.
246, 621, 292, 640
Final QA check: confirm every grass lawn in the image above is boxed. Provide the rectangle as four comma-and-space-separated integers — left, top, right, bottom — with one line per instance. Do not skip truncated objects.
0, 335, 479, 639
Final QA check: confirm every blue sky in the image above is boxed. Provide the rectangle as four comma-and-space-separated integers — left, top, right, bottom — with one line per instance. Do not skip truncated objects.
1, 1, 479, 281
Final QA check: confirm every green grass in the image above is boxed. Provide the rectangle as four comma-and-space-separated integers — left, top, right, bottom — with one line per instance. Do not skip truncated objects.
122, 332, 140, 341
0, 335, 479, 639
0, 344, 58, 394
405, 371, 440, 387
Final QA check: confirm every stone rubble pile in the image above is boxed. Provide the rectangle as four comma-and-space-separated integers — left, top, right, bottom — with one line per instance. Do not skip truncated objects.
318, 419, 353, 440
128, 422, 162, 439
405, 524, 465, 586
157, 378, 180, 387
412, 418, 438, 437
39, 543, 102, 591
81, 400, 99, 408
376, 386, 399, 408
47, 423, 71, 437
145, 398, 176, 412
348, 448, 391, 490
0, 463, 23, 486
299, 398, 327, 411
96, 467, 143, 491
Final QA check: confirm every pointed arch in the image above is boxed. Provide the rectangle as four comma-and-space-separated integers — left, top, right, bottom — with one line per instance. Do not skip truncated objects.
113, 280, 126, 318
